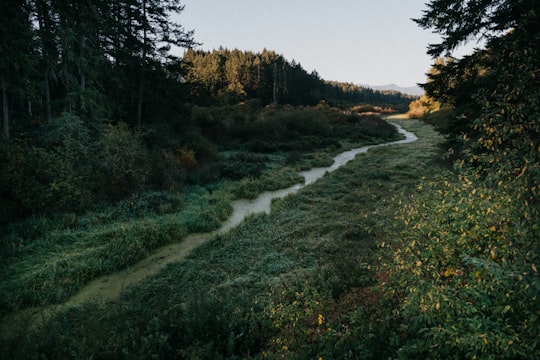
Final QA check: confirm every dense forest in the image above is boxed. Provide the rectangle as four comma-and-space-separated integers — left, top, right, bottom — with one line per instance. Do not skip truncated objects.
182, 48, 413, 106
0, 0, 412, 223
1, 0, 539, 359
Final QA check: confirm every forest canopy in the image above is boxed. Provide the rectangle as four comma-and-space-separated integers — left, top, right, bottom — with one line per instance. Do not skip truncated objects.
181, 48, 414, 107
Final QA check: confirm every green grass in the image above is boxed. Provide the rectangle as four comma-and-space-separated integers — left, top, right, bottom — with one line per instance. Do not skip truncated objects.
1, 119, 445, 359
0, 112, 400, 317
0, 187, 233, 316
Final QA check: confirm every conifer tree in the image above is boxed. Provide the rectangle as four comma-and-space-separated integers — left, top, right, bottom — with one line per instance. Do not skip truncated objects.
0, 0, 35, 140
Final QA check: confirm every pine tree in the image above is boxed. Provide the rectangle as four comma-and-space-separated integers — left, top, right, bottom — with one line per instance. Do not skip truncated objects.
0, 0, 36, 140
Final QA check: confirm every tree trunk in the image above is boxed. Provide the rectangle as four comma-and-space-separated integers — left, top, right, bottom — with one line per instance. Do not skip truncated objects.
27, 96, 32, 119
2, 77, 9, 141
79, 33, 86, 113
136, 68, 144, 126
136, 0, 147, 127
273, 62, 278, 104
44, 66, 52, 122
37, 0, 52, 122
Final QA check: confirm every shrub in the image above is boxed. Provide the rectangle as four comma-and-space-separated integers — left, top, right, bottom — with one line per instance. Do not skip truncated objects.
180, 128, 218, 160
96, 122, 150, 198
147, 148, 187, 190
221, 153, 266, 179
0, 113, 97, 220
383, 172, 540, 359
357, 115, 397, 138
231, 178, 266, 199
177, 147, 197, 168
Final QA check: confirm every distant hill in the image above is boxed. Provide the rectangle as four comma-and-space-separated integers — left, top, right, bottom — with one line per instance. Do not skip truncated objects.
369, 84, 423, 96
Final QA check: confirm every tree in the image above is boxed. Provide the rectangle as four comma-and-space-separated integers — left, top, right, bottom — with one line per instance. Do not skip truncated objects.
0, 0, 199, 220
33, 0, 56, 123
131, 0, 197, 126
417, 0, 539, 185
385, 2, 540, 357
0, 0, 35, 141
414, 0, 536, 57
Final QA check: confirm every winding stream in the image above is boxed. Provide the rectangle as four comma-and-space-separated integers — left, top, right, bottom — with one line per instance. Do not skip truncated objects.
0, 121, 417, 339
221, 121, 417, 231
10, 122, 419, 313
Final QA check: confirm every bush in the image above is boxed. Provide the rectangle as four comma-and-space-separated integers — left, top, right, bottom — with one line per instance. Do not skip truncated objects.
147, 148, 187, 190
357, 115, 397, 138
221, 153, 266, 179
96, 122, 150, 198
0, 113, 96, 221
383, 172, 540, 359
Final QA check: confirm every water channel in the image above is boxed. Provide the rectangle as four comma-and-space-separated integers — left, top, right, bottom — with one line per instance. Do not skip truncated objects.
65, 121, 417, 305
220, 121, 417, 232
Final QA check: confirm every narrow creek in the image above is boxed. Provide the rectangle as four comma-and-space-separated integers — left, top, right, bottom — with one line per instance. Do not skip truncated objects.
5, 121, 418, 325
67, 121, 417, 306
221, 122, 417, 231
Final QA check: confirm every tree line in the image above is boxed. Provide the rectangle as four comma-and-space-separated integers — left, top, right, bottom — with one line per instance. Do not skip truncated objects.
1, 1, 413, 143
182, 48, 414, 107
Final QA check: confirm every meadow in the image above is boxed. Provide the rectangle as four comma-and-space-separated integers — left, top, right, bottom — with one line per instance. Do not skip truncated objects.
1, 118, 444, 359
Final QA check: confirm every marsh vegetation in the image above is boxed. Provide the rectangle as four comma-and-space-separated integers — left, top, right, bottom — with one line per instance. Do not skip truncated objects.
1, 0, 539, 358
1, 119, 440, 359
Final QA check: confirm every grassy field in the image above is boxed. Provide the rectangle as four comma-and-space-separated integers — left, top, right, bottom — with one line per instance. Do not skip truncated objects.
0, 113, 401, 318
1, 119, 444, 359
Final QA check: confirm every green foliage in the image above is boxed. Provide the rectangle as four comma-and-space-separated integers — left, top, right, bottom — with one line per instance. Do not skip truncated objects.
420, 3, 539, 174
381, 3, 540, 358
414, 0, 534, 57
464, 28, 540, 196
97, 122, 150, 197
0, 115, 162, 221
0, 113, 95, 219
355, 115, 398, 139
221, 153, 267, 180
0, 140, 51, 220
39, 113, 96, 205
0, 187, 232, 315
382, 171, 540, 358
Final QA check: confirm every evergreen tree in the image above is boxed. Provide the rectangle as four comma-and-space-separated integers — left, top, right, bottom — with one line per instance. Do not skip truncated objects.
415, 0, 535, 57
0, 0, 36, 140
417, 0, 539, 189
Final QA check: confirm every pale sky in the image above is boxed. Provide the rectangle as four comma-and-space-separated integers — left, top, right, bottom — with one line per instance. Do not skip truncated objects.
173, 0, 479, 88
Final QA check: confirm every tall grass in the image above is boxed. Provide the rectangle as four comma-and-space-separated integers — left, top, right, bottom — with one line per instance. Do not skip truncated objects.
1, 108, 399, 317
1, 120, 445, 359
0, 187, 232, 316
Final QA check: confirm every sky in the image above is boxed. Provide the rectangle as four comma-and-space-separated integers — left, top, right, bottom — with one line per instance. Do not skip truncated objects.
173, 0, 479, 88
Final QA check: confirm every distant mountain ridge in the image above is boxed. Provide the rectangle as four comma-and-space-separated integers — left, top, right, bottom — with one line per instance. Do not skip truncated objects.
365, 83, 423, 97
